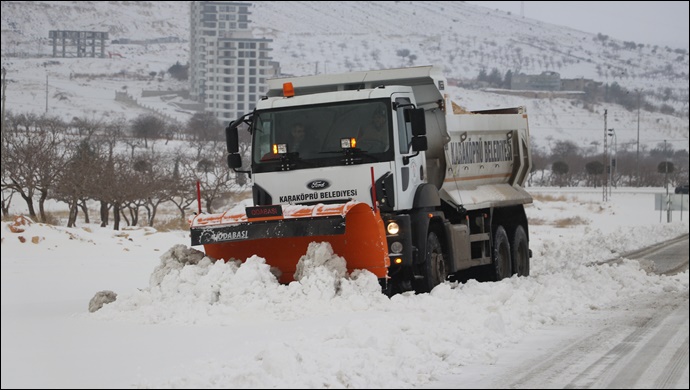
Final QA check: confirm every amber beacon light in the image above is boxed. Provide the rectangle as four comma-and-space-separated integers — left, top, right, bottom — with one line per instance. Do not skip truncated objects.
283, 82, 295, 97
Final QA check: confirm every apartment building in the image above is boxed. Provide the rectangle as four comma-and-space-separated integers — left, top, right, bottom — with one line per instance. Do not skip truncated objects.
190, 1, 275, 121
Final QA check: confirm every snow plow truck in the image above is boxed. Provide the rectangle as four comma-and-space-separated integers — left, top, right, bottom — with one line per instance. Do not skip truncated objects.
189, 65, 533, 295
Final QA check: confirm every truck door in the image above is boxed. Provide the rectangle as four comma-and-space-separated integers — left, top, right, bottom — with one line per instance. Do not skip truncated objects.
393, 95, 425, 210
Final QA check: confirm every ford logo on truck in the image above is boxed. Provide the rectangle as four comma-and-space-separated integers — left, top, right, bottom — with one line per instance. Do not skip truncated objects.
307, 180, 330, 190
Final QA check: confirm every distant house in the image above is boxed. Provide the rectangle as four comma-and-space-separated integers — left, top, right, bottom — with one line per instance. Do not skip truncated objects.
49, 30, 108, 58
511, 71, 561, 91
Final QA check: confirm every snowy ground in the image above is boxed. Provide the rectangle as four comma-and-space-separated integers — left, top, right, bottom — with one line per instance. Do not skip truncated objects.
1, 187, 688, 388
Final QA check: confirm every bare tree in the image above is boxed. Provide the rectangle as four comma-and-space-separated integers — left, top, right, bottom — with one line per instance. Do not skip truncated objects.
33, 115, 71, 222
528, 143, 549, 186
53, 139, 104, 227
120, 156, 154, 227
105, 155, 146, 230
71, 116, 103, 138
166, 153, 198, 221
2, 113, 68, 221
0, 111, 14, 217
131, 114, 166, 148
182, 146, 235, 214
396, 49, 410, 66
585, 160, 604, 188
187, 112, 223, 143
93, 117, 127, 226
551, 161, 569, 187
122, 136, 142, 159
137, 152, 178, 227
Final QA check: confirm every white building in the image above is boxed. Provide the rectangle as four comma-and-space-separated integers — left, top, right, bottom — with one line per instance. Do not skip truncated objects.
190, 1, 275, 122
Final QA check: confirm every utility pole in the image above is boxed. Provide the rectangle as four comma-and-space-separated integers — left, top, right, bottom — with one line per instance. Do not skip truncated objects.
608, 129, 618, 196
45, 72, 49, 113
1, 67, 7, 142
603, 109, 608, 202
664, 140, 671, 222
663, 140, 668, 196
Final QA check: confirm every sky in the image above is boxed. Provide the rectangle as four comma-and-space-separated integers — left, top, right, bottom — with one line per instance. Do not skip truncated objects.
467, 1, 690, 50
1, 187, 688, 388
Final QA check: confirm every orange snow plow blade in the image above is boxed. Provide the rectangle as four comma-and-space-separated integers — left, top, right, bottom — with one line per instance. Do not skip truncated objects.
189, 201, 389, 283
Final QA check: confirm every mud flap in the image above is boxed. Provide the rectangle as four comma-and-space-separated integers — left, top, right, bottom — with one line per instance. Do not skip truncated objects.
190, 202, 390, 283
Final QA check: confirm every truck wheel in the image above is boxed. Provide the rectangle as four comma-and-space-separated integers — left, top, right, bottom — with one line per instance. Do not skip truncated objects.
414, 231, 447, 293
511, 225, 530, 277
491, 225, 512, 281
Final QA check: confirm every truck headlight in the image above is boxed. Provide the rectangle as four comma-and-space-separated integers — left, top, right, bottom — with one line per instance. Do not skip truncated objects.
386, 222, 399, 235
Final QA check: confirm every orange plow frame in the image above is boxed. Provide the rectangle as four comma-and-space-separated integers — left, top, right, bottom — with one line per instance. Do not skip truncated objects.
190, 202, 390, 283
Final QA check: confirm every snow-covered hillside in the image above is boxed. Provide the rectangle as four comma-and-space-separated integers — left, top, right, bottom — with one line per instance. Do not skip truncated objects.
1, 1, 688, 152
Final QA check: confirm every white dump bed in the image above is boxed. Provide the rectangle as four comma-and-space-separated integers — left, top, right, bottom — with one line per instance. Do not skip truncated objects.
438, 103, 532, 210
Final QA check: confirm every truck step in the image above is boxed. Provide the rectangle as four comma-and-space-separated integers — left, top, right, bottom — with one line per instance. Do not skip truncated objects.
469, 233, 490, 242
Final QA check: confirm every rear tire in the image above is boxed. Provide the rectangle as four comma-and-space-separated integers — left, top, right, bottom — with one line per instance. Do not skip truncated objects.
491, 225, 512, 281
511, 225, 530, 277
414, 230, 447, 293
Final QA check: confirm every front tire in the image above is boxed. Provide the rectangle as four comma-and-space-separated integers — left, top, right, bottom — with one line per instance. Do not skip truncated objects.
414, 231, 447, 293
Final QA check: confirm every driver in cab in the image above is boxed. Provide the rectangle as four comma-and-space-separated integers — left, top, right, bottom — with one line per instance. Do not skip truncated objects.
357, 109, 389, 152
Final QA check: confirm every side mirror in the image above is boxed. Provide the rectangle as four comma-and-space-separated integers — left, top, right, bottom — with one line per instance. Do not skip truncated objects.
226, 124, 239, 154
406, 108, 426, 136
411, 136, 428, 152
227, 153, 242, 169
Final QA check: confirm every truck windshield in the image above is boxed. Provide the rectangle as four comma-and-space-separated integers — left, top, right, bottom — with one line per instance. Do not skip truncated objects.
251, 100, 393, 170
